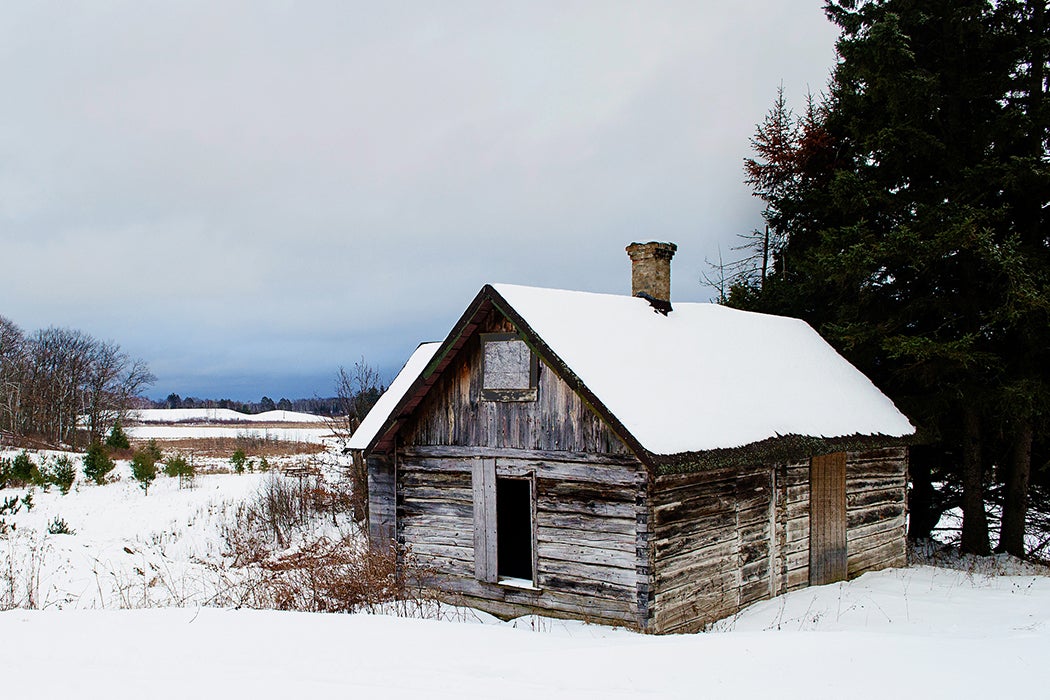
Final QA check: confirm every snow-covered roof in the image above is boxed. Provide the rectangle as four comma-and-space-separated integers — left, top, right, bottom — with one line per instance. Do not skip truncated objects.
492, 284, 913, 454
352, 284, 914, 457
347, 342, 442, 451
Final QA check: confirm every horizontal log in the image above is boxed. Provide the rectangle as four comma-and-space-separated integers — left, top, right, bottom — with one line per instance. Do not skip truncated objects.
401, 444, 642, 467
434, 575, 639, 625
847, 538, 905, 577
537, 495, 636, 519
410, 553, 474, 578
536, 478, 638, 503
740, 541, 770, 566
845, 476, 906, 492
541, 511, 637, 535
537, 573, 637, 602
656, 548, 738, 593
399, 498, 474, 520
847, 514, 906, 545
539, 557, 638, 589
653, 516, 737, 558
536, 524, 636, 548
846, 450, 906, 466
847, 503, 904, 529
408, 541, 475, 564
846, 486, 905, 510
538, 541, 638, 570
654, 588, 739, 633
400, 485, 473, 503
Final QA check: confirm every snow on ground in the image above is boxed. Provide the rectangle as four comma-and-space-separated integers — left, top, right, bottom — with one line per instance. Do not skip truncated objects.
124, 408, 336, 444
0, 456, 277, 609
2, 443, 1048, 698
1, 566, 1047, 699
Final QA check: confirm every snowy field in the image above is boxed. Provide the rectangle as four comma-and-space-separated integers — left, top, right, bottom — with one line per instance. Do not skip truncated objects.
125, 408, 337, 444
130, 408, 329, 424
1, 443, 1048, 698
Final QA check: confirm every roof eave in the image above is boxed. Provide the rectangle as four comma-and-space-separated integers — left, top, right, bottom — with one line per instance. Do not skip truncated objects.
649, 432, 915, 475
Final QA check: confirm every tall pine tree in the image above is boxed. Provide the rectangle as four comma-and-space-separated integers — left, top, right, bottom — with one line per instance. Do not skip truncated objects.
732, 0, 1050, 555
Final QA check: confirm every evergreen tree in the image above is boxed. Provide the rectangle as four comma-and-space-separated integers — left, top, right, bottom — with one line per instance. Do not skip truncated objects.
82, 443, 115, 485
105, 420, 131, 450
732, 0, 1049, 555
130, 448, 158, 495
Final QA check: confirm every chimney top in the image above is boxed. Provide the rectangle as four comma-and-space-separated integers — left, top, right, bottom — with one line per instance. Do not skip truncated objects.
626, 241, 677, 312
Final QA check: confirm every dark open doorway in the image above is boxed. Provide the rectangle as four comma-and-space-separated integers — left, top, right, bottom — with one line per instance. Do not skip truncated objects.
496, 477, 534, 581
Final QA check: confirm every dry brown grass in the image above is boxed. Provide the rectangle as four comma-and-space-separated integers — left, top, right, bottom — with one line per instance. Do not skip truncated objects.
129, 436, 325, 459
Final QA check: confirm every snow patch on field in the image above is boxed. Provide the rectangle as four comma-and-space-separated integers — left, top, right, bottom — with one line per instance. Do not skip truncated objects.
131, 408, 329, 424
1, 443, 1048, 698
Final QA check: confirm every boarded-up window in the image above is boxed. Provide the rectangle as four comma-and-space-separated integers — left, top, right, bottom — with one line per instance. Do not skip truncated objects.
481, 333, 538, 401
809, 452, 847, 585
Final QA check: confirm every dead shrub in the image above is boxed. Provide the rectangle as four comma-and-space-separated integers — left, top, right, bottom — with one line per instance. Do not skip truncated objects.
257, 536, 409, 613
219, 469, 437, 614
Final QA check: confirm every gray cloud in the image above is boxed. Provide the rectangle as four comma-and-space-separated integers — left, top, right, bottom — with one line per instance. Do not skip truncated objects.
0, 2, 839, 399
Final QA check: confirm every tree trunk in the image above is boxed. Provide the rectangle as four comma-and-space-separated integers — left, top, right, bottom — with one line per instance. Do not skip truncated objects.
960, 408, 991, 555
997, 420, 1033, 556
907, 446, 939, 540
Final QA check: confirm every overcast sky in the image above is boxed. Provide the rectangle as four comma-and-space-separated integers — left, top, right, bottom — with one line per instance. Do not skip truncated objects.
0, 2, 840, 401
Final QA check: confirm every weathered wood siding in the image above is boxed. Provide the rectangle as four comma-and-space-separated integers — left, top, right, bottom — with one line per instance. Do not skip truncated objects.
649, 464, 779, 634
393, 310, 648, 627
845, 448, 908, 576
366, 454, 396, 549
397, 446, 647, 626
401, 313, 632, 455
649, 448, 907, 634
809, 452, 848, 585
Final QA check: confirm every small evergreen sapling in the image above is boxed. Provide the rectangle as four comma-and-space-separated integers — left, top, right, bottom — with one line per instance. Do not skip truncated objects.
47, 516, 75, 535
83, 443, 115, 484
11, 451, 37, 486
144, 438, 163, 463
106, 421, 131, 450
163, 454, 195, 489
42, 455, 76, 494
230, 449, 248, 474
130, 448, 157, 495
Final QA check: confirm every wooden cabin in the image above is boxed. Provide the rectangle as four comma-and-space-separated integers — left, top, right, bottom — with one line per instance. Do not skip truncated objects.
349, 242, 914, 633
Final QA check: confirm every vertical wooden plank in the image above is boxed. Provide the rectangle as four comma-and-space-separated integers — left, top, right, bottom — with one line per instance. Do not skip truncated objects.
472, 458, 497, 582
366, 455, 396, 550
768, 466, 777, 599
810, 452, 847, 585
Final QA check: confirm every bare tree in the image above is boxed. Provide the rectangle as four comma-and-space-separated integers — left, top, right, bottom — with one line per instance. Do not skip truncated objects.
83, 342, 156, 444
332, 358, 382, 523
0, 316, 25, 437
1, 322, 154, 448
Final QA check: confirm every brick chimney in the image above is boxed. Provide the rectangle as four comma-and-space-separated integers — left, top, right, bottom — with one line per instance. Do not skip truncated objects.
626, 241, 677, 305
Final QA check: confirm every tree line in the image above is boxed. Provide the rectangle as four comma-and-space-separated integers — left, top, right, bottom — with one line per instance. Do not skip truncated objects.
151, 394, 347, 416
0, 315, 155, 448
725, 0, 1047, 557
151, 386, 383, 418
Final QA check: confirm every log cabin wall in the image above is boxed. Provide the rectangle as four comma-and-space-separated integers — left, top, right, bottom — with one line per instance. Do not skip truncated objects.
649, 448, 908, 634
392, 310, 650, 627
649, 463, 781, 634
845, 447, 908, 575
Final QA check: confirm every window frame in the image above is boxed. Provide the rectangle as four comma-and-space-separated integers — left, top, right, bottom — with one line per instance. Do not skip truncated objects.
472, 459, 539, 589
479, 332, 539, 402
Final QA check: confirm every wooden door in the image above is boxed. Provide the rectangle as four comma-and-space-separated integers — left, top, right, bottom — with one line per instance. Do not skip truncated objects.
809, 452, 847, 585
